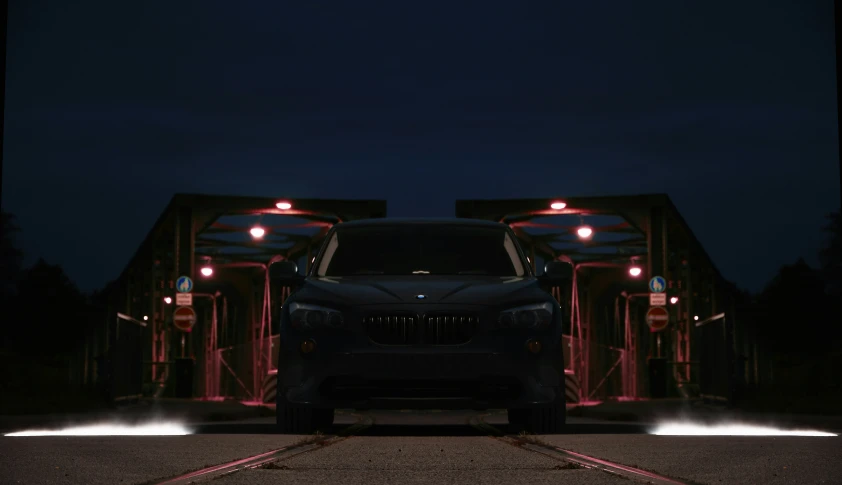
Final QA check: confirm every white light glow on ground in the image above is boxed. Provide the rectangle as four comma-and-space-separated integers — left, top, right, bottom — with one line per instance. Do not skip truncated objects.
4, 421, 192, 437
651, 422, 838, 437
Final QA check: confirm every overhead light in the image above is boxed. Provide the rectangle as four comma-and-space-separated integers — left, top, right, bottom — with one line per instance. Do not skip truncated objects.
550, 201, 567, 210
670, 297, 679, 304
200, 266, 213, 277
163, 297, 172, 304
250, 226, 266, 239
576, 226, 593, 239
694, 315, 699, 321
276, 201, 292, 210
143, 315, 149, 321
628, 266, 642, 277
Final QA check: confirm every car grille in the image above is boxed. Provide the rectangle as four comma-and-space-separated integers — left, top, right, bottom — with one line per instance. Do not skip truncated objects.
363, 314, 479, 345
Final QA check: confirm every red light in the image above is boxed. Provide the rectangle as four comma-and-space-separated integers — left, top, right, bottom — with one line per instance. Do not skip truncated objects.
276, 201, 292, 210
200, 266, 213, 277
250, 226, 266, 238
577, 226, 593, 239
550, 201, 567, 210
628, 266, 642, 277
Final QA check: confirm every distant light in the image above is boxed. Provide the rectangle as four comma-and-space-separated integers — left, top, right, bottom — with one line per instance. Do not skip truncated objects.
276, 201, 292, 210
694, 315, 699, 321
164, 297, 172, 305
577, 226, 593, 239
143, 315, 149, 321
550, 201, 567, 210
250, 226, 266, 239
670, 297, 679, 304
628, 266, 642, 277
200, 266, 213, 277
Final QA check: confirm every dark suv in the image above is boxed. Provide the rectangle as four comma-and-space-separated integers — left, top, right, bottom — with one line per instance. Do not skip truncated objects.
273, 218, 569, 434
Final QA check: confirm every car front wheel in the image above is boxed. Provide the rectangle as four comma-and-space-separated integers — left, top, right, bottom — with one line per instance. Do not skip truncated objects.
508, 405, 565, 434
276, 392, 334, 434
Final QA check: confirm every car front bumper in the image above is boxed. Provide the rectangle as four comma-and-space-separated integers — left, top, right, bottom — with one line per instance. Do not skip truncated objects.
277, 339, 565, 410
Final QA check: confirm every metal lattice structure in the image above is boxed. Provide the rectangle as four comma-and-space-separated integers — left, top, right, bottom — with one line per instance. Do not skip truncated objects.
96, 194, 387, 402
456, 194, 736, 402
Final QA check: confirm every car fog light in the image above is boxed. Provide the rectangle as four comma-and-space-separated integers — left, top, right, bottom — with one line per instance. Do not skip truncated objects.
300, 339, 316, 354
526, 339, 541, 354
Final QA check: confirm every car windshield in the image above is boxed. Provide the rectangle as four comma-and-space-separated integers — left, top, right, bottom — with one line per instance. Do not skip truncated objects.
314, 224, 528, 277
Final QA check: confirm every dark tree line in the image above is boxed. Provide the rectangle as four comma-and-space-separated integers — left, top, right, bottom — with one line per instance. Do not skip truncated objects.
1, 211, 105, 357
754, 211, 842, 356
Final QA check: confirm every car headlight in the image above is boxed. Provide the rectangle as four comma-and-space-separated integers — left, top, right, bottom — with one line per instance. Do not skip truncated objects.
287, 302, 344, 330
497, 302, 554, 329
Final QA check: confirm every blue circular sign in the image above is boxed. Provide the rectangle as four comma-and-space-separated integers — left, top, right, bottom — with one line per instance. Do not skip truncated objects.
649, 276, 666, 293
176, 276, 194, 293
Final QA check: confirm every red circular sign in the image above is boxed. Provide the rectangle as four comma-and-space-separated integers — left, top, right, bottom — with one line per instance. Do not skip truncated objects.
646, 307, 669, 332
173, 306, 197, 332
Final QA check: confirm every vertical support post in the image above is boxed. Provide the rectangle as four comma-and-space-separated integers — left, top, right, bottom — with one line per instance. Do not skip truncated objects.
647, 205, 667, 357
258, 266, 271, 401
174, 205, 194, 386
647, 204, 668, 397
625, 297, 637, 398
265, 268, 272, 374
148, 270, 158, 385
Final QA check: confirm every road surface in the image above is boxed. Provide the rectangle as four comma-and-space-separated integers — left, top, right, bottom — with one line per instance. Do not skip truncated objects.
1, 409, 839, 484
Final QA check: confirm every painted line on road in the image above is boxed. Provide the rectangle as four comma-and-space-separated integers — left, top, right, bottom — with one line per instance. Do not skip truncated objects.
150, 413, 374, 485
468, 413, 696, 485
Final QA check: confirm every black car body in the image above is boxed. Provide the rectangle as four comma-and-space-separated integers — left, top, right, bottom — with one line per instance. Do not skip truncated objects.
274, 218, 567, 434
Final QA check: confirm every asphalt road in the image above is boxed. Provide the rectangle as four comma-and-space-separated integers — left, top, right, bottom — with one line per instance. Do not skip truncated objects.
1, 410, 839, 485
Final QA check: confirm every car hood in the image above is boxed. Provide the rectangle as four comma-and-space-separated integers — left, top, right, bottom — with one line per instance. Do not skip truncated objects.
293, 276, 546, 307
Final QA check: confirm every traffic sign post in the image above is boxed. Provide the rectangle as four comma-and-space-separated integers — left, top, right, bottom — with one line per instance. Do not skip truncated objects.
649, 293, 667, 306
176, 276, 193, 293
646, 306, 669, 332
173, 306, 197, 332
176, 293, 193, 306
649, 276, 666, 293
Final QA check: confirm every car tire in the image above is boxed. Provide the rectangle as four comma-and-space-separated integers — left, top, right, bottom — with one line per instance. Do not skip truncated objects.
508, 405, 566, 434
276, 391, 334, 434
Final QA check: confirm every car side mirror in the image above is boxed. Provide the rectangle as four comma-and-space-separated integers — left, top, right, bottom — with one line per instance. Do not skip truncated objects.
541, 261, 572, 283
270, 261, 304, 286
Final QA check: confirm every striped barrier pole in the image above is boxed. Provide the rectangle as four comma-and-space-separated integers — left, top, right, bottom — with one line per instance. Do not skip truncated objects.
262, 369, 278, 404
564, 369, 580, 404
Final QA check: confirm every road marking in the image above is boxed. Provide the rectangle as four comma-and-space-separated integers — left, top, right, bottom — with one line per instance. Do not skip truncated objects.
151, 413, 374, 485
467, 413, 695, 485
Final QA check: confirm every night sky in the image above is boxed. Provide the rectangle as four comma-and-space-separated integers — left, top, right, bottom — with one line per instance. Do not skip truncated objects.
3, 0, 839, 293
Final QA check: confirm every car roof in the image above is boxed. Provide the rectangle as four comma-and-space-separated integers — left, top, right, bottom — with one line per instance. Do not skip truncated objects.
335, 217, 508, 229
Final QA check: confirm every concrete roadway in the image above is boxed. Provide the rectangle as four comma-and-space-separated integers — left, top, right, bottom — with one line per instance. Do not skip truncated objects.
1, 410, 840, 485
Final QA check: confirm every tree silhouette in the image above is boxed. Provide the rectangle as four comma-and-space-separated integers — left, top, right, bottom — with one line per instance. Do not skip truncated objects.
11, 259, 90, 356
1, 211, 25, 297
818, 210, 841, 298
754, 258, 833, 357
